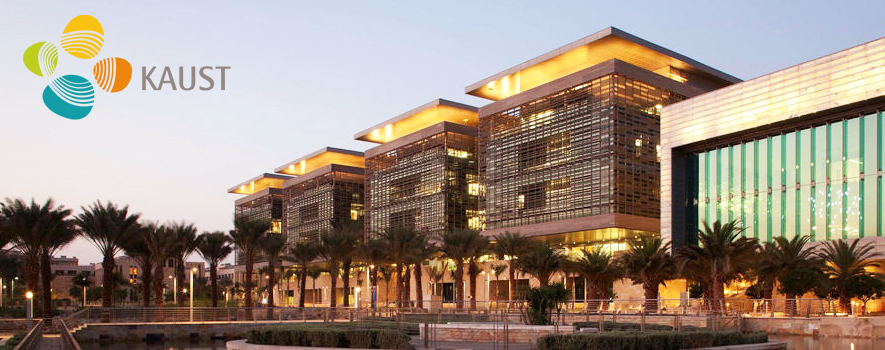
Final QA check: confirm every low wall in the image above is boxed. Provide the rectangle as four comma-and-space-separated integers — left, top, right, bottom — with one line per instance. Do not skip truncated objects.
743, 317, 885, 339
226, 339, 380, 350
420, 323, 574, 344
0, 319, 36, 333
563, 314, 710, 328
73, 321, 286, 342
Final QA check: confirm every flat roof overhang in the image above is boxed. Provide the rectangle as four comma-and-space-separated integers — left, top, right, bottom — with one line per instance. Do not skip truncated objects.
228, 173, 291, 195
282, 163, 364, 188
274, 147, 364, 176
465, 26, 740, 101
354, 99, 478, 144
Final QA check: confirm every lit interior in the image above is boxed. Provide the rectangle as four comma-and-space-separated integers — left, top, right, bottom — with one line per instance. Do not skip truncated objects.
275, 150, 364, 176
228, 174, 288, 195
467, 35, 705, 101
355, 104, 478, 144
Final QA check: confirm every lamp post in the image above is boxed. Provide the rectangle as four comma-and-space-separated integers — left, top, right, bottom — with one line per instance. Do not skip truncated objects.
12, 277, 16, 298
169, 275, 177, 304
25, 291, 33, 319
190, 267, 196, 322
0, 278, 4, 307
83, 285, 87, 307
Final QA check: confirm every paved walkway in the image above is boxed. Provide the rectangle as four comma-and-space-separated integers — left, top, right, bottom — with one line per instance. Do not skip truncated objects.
411, 335, 532, 350
37, 334, 61, 350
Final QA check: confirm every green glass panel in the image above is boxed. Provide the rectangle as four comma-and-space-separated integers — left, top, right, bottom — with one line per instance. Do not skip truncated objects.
699, 152, 707, 230
771, 135, 783, 238
863, 175, 876, 238
720, 148, 729, 223
745, 141, 756, 238
728, 146, 735, 223
846, 180, 860, 239
846, 118, 861, 180
712, 149, 720, 223
733, 145, 743, 226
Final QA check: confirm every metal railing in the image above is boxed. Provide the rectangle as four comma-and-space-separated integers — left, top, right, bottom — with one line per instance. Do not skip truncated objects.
58, 319, 82, 350
11, 319, 43, 350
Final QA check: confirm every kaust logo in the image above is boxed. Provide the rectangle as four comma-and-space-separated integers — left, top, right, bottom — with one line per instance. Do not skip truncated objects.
23, 15, 230, 120
23, 15, 131, 120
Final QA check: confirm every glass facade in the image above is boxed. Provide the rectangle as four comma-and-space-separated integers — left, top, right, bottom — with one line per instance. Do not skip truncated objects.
479, 74, 684, 230
365, 130, 479, 235
690, 112, 883, 242
234, 189, 284, 264
282, 169, 364, 245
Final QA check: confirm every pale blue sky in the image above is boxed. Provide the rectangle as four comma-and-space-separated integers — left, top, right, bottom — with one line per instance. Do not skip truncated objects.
1, 0, 883, 263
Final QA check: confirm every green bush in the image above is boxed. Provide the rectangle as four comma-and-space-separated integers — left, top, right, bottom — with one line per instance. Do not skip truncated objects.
0, 332, 26, 350
247, 323, 413, 349
536, 330, 768, 350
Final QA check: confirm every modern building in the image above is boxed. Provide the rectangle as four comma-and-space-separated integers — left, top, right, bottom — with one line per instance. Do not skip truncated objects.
274, 147, 366, 245
228, 173, 291, 264
662, 37, 885, 253
354, 99, 481, 235
471, 27, 738, 256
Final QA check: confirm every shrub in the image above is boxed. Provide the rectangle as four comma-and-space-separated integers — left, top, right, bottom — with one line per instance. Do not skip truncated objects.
536, 330, 767, 350
247, 323, 413, 349
0, 332, 26, 350
573, 321, 679, 332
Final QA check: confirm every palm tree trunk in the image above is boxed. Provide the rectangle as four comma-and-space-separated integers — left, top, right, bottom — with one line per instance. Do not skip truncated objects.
394, 264, 403, 308
102, 254, 115, 307
454, 263, 464, 310
176, 258, 186, 307
507, 264, 515, 309
342, 261, 351, 307
141, 261, 152, 307
414, 264, 423, 309
644, 284, 658, 312
153, 263, 164, 306
244, 254, 254, 308
40, 252, 52, 321
587, 286, 599, 311
210, 262, 219, 307
330, 264, 338, 308
469, 270, 477, 311
266, 260, 275, 319
402, 267, 411, 308
299, 267, 308, 307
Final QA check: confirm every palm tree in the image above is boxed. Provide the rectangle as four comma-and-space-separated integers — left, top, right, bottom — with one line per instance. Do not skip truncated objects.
72, 271, 92, 306
326, 219, 363, 307
74, 201, 140, 307
491, 232, 533, 306
286, 242, 318, 307
518, 242, 565, 287
377, 226, 421, 308
675, 220, 757, 310
762, 236, 821, 315
362, 238, 388, 309
259, 233, 285, 317
439, 229, 488, 309
752, 241, 781, 300
616, 236, 675, 312
569, 246, 622, 310
491, 263, 507, 304
2, 198, 78, 319
307, 267, 323, 305
409, 232, 436, 309
168, 222, 199, 306
377, 266, 393, 306
818, 239, 882, 313
122, 229, 154, 306
195, 231, 233, 307
141, 223, 179, 306
229, 218, 271, 309
281, 269, 297, 306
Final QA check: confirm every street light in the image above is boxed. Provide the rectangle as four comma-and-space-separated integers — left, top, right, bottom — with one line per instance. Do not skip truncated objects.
169, 275, 177, 304
25, 291, 33, 319
190, 267, 196, 322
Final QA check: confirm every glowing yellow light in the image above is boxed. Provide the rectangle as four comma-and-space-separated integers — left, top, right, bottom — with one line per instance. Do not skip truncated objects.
25, 291, 33, 299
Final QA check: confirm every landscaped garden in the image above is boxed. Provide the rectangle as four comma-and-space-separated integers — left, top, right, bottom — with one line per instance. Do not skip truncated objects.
247, 322, 414, 349
536, 330, 768, 350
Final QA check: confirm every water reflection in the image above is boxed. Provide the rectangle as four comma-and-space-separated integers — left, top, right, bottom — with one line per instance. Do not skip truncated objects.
79, 339, 231, 350
772, 335, 884, 350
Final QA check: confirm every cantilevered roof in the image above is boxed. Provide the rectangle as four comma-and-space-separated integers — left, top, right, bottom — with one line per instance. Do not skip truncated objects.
466, 27, 740, 101
274, 147, 364, 175
354, 99, 478, 144
227, 173, 292, 195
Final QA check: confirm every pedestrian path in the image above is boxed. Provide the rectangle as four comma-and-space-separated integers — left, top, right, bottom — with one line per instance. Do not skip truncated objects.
37, 334, 61, 350
410, 335, 531, 350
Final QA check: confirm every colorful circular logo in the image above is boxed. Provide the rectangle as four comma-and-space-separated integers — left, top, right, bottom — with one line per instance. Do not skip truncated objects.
22, 15, 130, 120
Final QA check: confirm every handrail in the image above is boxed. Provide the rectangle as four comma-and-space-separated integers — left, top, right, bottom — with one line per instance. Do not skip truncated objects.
11, 319, 43, 350
58, 319, 83, 350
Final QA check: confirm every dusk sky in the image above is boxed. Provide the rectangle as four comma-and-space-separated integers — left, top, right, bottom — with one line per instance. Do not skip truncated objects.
1, 0, 883, 264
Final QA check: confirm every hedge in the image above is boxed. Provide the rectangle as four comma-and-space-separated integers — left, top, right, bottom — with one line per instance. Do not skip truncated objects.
0, 332, 26, 350
572, 321, 702, 332
247, 323, 413, 349
536, 330, 768, 350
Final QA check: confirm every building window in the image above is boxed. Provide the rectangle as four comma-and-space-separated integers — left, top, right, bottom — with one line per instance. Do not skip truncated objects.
519, 183, 546, 210
389, 208, 419, 229
390, 174, 421, 200
299, 203, 319, 222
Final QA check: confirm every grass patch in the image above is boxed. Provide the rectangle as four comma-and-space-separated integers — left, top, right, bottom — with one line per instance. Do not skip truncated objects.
537, 330, 768, 350
247, 322, 413, 349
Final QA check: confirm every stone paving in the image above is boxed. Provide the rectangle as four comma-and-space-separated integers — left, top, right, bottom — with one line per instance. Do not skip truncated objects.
36, 334, 61, 350
411, 335, 532, 350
